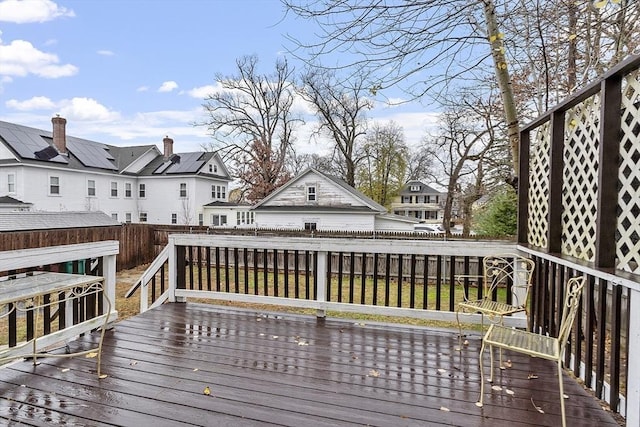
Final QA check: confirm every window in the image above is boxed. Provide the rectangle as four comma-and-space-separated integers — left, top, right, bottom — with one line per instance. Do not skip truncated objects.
211, 185, 216, 199
125, 182, 132, 198
209, 164, 213, 173
171, 213, 177, 224
211, 214, 228, 226
49, 176, 60, 195
125, 213, 132, 223
307, 185, 316, 202
402, 196, 411, 203
410, 185, 420, 191
304, 222, 317, 231
209, 164, 218, 173
249, 212, 254, 224
111, 213, 118, 221
110, 181, 118, 197
222, 186, 226, 200
139, 212, 148, 222
198, 213, 203, 226
179, 182, 187, 198
216, 185, 221, 199
87, 180, 96, 196
237, 211, 248, 225
139, 183, 146, 198
236, 211, 241, 225
7, 174, 15, 193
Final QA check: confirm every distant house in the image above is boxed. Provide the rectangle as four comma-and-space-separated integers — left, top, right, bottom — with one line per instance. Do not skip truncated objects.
0, 117, 232, 225
202, 201, 254, 228
390, 180, 446, 223
252, 168, 417, 232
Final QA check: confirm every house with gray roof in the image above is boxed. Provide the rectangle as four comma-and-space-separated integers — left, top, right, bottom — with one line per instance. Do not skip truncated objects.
0, 117, 232, 225
252, 168, 417, 232
390, 180, 446, 224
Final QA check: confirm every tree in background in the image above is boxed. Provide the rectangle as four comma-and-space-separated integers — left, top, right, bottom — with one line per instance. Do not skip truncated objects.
297, 68, 372, 186
284, 0, 640, 181
357, 121, 408, 207
201, 55, 299, 202
473, 186, 518, 236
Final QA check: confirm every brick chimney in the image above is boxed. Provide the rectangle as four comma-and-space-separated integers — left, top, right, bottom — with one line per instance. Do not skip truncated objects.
51, 115, 67, 154
163, 136, 174, 159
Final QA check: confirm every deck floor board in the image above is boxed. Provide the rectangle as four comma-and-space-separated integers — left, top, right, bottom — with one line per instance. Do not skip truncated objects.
0, 303, 621, 426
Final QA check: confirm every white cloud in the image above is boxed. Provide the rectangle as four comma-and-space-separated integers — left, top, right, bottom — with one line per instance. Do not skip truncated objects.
57, 97, 120, 121
97, 50, 114, 56
0, 39, 78, 78
158, 81, 178, 92
44, 39, 57, 46
0, 0, 75, 23
136, 85, 149, 92
6, 96, 55, 111
186, 83, 223, 99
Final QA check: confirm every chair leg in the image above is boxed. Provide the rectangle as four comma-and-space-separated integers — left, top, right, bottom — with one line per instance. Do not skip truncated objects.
558, 359, 566, 427
478, 339, 486, 405
456, 308, 464, 351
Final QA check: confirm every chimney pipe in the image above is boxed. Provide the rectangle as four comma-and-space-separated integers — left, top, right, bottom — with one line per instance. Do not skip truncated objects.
163, 136, 174, 159
52, 115, 67, 154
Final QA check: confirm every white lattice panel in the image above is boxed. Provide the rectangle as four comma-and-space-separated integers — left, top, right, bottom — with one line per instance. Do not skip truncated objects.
562, 95, 600, 262
527, 122, 550, 248
618, 70, 640, 274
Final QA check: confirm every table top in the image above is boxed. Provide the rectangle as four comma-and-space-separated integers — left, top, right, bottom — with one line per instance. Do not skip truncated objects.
0, 272, 104, 305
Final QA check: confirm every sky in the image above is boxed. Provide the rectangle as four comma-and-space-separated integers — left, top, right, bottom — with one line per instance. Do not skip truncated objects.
0, 0, 440, 155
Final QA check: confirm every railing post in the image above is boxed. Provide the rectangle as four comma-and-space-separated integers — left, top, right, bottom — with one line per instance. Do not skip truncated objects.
168, 239, 178, 303
627, 288, 640, 426
316, 250, 327, 318
102, 253, 117, 320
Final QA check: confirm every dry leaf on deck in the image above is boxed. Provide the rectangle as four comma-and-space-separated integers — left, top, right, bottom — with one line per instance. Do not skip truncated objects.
203, 386, 211, 396
369, 369, 380, 377
85, 352, 98, 359
61, 368, 70, 373
440, 406, 450, 412
505, 389, 515, 395
491, 385, 502, 391
531, 398, 545, 413
99, 374, 108, 379
527, 373, 538, 380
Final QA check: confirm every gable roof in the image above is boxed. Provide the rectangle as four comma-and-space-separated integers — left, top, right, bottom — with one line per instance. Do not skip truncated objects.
0, 120, 221, 177
0, 211, 120, 232
253, 167, 387, 213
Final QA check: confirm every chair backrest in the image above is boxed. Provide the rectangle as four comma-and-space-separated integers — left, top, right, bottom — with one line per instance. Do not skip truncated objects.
482, 254, 535, 306
557, 276, 586, 349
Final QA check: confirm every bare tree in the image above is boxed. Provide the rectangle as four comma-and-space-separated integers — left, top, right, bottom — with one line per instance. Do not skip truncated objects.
201, 55, 299, 201
284, 0, 640, 179
297, 67, 372, 186
357, 121, 408, 207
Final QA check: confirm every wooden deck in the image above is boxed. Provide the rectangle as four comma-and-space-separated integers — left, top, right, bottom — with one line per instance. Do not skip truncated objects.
0, 303, 620, 426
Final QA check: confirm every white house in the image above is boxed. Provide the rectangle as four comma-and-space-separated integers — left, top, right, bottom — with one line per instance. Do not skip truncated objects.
252, 168, 417, 232
0, 117, 232, 225
390, 180, 446, 223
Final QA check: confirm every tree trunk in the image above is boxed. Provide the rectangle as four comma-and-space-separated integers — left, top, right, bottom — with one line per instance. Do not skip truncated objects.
483, 0, 519, 176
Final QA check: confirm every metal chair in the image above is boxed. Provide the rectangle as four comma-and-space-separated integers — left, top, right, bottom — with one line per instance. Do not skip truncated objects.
456, 254, 535, 347
478, 276, 585, 427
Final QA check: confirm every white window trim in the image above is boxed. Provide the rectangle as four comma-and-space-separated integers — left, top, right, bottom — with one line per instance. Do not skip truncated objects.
49, 175, 61, 196
87, 179, 96, 197
306, 185, 317, 202
124, 182, 133, 198
7, 173, 16, 194
179, 182, 187, 198
110, 181, 118, 198
139, 183, 146, 198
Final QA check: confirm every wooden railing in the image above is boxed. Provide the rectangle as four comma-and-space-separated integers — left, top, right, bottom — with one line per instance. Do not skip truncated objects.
0, 241, 119, 356
131, 234, 519, 324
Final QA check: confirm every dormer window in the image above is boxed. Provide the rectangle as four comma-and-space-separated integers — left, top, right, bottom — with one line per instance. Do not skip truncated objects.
307, 185, 316, 202
209, 164, 218, 173
410, 185, 420, 192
